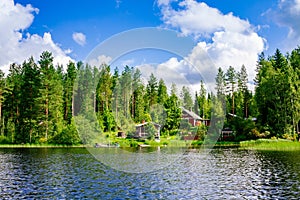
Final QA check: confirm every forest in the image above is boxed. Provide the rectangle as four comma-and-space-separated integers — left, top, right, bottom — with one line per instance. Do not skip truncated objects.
0, 47, 299, 145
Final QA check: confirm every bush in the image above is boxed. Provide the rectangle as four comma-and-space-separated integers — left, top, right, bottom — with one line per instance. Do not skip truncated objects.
179, 119, 191, 133
191, 140, 204, 146
50, 123, 81, 145
0, 135, 11, 144
196, 124, 207, 141
169, 129, 179, 136
282, 133, 296, 141
129, 139, 138, 147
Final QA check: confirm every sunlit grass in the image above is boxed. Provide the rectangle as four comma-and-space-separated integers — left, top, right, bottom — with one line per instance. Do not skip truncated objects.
240, 139, 300, 151
0, 144, 85, 148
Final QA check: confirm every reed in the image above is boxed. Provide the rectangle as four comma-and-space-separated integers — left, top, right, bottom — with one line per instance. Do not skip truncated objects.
240, 139, 300, 151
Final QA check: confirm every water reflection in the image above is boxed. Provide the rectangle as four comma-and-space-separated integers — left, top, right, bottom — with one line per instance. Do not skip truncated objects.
0, 148, 299, 199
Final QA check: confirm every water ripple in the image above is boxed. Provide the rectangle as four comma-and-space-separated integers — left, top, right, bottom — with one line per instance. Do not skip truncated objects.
0, 148, 299, 199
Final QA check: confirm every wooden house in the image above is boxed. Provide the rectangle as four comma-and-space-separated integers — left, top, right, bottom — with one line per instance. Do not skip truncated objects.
135, 122, 161, 140
180, 107, 210, 127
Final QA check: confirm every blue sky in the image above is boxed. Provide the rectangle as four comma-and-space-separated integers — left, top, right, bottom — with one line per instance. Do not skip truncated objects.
1, 0, 300, 91
11, 0, 286, 59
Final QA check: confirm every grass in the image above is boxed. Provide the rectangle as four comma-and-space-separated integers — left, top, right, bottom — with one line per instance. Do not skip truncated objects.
2, 133, 299, 151
0, 143, 85, 148
240, 139, 300, 151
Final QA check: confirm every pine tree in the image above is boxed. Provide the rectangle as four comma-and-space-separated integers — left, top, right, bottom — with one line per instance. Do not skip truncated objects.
19, 57, 41, 143
237, 65, 250, 118
163, 91, 181, 135
0, 69, 5, 136
3, 63, 22, 143
145, 73, 158, 110
131, 68, 145, 123
157, 79, 168, 105
63, 61, 77, 124
180, 86, 193, 111
215, 67, 226, 97
38, 51, 64, 142
198, 81, 207, 118
225, 66, 237, 115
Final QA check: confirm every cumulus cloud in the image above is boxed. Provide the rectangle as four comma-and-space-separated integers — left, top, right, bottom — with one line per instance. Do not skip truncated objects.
157, 0, 174, 6
161, 0, 251, 38
87, 55, 112, 67
137, 62, 192, 95
267, 0, 300, 50
0, 0, 72, 73
158, 0, 265, 91
72, 32, 86, 46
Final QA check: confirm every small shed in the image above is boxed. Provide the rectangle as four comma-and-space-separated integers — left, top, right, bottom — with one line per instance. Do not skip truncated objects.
117, 131, 126, 138
220, 127, 234, 141
135, 122, 161, 140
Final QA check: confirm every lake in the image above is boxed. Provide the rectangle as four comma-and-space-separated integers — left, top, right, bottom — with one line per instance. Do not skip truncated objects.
0, 147, 299, 199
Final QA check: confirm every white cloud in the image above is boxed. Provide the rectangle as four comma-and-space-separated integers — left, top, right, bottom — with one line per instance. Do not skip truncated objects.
157, 0, 174, 6
116, 0, 122, 8
137, 62, 192, 95
87, 55, 112, 67
0, 0, 72, 73
121, 59, 135, 67
158, 0, 265, 91
72, 32, 86, 46
161, 0, 251, 38
268, 0, 300, 51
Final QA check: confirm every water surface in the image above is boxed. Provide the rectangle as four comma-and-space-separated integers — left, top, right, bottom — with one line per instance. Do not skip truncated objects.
0, 148, 299, 199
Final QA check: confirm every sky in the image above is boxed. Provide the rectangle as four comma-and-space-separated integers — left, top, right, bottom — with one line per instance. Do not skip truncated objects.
1, 0, 300, 92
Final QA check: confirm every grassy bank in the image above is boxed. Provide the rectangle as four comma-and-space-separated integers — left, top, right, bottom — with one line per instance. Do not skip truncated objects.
0, 144, 86, 148
240, 139, 300, 151
2, 138, 299, 150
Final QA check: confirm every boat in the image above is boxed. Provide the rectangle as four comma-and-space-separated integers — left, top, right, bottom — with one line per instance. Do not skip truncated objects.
94, 143, 120, 148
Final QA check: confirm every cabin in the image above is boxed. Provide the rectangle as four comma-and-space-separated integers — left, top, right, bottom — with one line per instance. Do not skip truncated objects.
220, 127, 234, 141
180, 107, 211, 127
181, 107, 202, 127
135, 122, 161, 140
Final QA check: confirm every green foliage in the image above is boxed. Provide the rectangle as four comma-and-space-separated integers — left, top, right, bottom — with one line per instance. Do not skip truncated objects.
145, 73, 158, 108
102, 109, 116, 132
50, 122, 81, 145
179, 118, 191, 133
240, 139, 300, 150
0, 135, 11, 144
157, 79, 168, 104
215, 67, 226, 97
163, 93, 181, 133
255, 48, 300, 137
144, 123, 156, 139
196, 124, 207, 141
180, 86, 193, 110
1, 47, 300, 145
74, 115, 100, 145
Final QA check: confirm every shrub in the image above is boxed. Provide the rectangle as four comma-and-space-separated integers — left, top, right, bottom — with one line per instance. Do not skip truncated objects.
282, 133, 295, 141
196, 124, 207, 141
50, 123, 81, 145
0, 135, 11, 144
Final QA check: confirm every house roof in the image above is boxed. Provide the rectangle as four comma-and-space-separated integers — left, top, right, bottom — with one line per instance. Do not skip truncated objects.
180, 107, 202, 120
135, 122, 161, 127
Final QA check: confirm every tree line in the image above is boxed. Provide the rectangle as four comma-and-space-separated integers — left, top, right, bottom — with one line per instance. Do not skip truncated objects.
0, 47, 300, 144
216, 47, 300, 141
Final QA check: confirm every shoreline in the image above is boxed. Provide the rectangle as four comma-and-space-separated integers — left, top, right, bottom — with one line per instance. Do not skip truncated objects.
1, 139, 300, 150
0, 144, 87, 148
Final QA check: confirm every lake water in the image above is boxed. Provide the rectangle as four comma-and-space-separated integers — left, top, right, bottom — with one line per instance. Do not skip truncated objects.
0, 147, 299, 199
